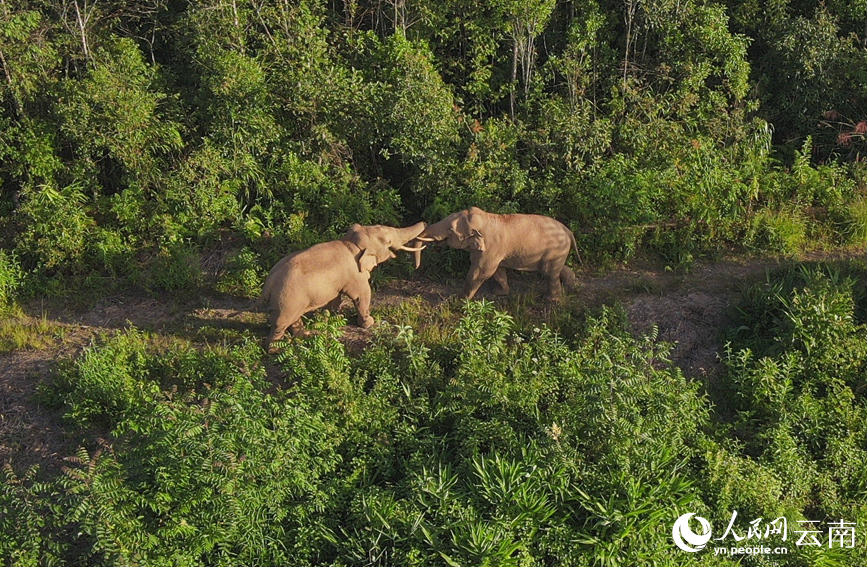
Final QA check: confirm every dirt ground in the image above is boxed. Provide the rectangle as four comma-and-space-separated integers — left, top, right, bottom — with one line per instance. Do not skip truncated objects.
0, 252, 838, 474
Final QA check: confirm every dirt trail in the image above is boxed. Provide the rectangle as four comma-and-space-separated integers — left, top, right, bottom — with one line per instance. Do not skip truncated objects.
0, 253, 828, 473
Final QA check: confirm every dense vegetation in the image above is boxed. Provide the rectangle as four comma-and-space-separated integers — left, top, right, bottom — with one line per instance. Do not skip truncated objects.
2, 265, 867, 565
3, 0, 867, 565
1, 0, 867, 289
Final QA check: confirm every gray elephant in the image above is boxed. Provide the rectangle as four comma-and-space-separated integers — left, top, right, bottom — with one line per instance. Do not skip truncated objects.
254, 222, 426, 352
415, 207, 579, 301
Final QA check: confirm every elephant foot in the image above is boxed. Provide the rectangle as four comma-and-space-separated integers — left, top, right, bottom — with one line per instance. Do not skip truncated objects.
359, 315, 375, 329
493, 287, 511, 296
266, 339, 287, 355
460, 287, 480, 301
544, 293, 562, 303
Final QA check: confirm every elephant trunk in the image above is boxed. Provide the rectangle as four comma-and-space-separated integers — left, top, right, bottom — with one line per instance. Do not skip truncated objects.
398, 221, 427, 241
394, 222, 427, 269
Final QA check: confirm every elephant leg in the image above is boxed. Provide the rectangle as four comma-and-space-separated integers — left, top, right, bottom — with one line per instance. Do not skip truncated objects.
542, 263, 564, 302
491, 267, 511, 296
463, 259, 499, 300
288, 319, 310, 337
560, 266, 577, 288
349, 283, 375, 329
267, 312, 302, 353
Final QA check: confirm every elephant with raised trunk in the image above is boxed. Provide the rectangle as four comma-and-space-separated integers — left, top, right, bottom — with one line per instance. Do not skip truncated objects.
254, 222, 426, 352
415, 207, 580, 301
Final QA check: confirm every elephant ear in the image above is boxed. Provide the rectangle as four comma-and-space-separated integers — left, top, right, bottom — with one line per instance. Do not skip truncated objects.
357, 251, 378, 273
454, 215, 486, 251
345, 225, 385, 273
465, 229, 485, 251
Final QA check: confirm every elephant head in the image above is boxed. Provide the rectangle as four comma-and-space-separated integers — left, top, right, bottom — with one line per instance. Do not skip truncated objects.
413, 208, 486, 267
344, 222, 427, 272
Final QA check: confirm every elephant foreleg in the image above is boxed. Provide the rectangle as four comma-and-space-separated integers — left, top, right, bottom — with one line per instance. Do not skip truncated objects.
463, 258, 500, 300
349, 283, 375, 329
492, 267, 510, 296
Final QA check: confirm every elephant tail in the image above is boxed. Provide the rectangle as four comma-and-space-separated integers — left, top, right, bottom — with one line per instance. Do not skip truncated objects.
228, 290, 268, 318
568, 229, 583, 265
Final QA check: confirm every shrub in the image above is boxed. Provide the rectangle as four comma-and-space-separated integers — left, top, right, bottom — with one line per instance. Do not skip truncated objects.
147, 243, 202, 293
829, 197, 867, 246
215, 247, 264, 298
746, 207, 809, 254
723, 265, 867, 521
15, 183, 93, 272
48, 328, 159, 429
0, 250, 23, 308
40, 332, 342, 565
0, 465, 70, 565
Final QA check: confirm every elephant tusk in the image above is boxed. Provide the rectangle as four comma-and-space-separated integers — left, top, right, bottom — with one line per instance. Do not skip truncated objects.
397, 244, 426, 252
414, 236, 437, 242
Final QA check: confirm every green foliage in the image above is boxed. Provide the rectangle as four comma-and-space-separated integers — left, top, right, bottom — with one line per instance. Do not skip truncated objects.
38, 330, 342, 565
215, 247, 264, 298
15, 183, 93, 272
6, 299, 719, 564
0, 309, 63, 353
0, 465, 69, 566
9, 273, 867, 563
724, 265, 867, 522
48, 328, 161, 429
0, 250, 23, 309
57, 36, 183, 189
3, 0, 867, 281
147, 243, 203, 293
829, 197, 867, 246
746, 208, 809, 255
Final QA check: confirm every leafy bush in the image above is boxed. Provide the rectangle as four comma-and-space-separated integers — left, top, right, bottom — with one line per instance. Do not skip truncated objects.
40, 332, 341, 565
829, 197, 867, 246
724, 265, 867, 523
15, 183, 93, 272
746, 208, 809, 255
147, 243, 203, 293
0, 465, 70, 566
215, 247, 264, 298
271, 302, 714, 566
0, 250, 23, 309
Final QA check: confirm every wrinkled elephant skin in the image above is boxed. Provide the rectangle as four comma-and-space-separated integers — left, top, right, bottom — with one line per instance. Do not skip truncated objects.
416, 207, 580, 301
254, 222, 426, 352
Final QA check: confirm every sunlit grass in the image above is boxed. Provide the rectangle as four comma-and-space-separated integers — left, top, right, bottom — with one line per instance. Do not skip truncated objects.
0, 307, 66, 353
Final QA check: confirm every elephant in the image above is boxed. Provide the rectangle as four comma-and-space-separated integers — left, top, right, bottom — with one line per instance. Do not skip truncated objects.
414, 207, 580, 301
253, 222, 427, 353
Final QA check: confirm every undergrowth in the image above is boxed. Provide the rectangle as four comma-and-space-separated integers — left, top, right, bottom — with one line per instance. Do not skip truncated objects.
3, 263, 867, 565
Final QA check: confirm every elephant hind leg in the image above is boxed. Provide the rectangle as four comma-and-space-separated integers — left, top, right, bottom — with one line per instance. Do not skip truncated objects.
542, 263, 565, 302
266, 312, 305, 354
544, 278, 563, 302
560, 266, 577, 288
